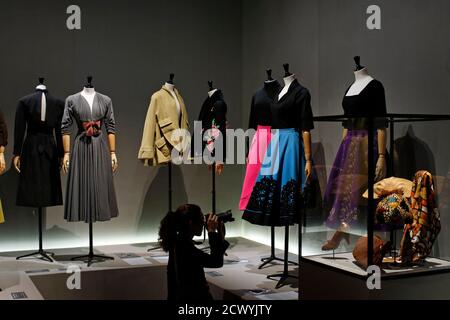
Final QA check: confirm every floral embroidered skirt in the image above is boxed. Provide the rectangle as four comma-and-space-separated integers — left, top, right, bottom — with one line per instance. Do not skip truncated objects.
239, 126, 272, 211
242, 128, 306, 226
324, 130, 378, 229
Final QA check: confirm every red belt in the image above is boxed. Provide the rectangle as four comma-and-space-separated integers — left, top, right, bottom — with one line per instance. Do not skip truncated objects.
82, 121, 102, 137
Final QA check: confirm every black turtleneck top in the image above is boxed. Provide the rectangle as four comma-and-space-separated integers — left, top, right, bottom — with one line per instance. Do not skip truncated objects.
248, 81, 281, 129
270, 79, 314, 131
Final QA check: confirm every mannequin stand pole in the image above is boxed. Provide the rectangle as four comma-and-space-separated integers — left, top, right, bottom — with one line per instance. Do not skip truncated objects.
71, 221, 114, 267
259, 226, 298, 269
267, 225, 298, 289
148, 162, 173, 252
201, 163, 217, 249
17, 207, 54, 263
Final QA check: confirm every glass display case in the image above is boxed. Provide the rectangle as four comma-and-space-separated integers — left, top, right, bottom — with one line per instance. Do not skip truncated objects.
301, 114, 450, 279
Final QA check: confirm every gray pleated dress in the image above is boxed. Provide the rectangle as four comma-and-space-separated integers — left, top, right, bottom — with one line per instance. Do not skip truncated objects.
61, 92, 119, 222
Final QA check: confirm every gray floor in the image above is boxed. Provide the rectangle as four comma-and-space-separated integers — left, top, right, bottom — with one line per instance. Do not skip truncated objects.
0, 237, 298, 300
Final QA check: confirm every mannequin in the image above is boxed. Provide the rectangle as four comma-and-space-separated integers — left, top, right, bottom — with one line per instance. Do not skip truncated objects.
163, 74, 181, 122
279, 64, 313, 180
36, 77, 47, 91
343, 57, 387, 179
322, 57, 388, 251
278, 64, 296, 101
198, 81, 228, 175
0, 108, 7, 176
208, 81, 218, 98
63, 77, 118, 175
243, 63, 315, 226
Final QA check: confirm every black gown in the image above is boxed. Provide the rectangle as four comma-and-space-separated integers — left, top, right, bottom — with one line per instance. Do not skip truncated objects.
14, 90, 64, 207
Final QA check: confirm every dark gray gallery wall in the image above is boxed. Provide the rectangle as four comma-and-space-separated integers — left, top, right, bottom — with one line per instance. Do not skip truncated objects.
241, 0, 450, 257
0, 0, 244, 251
1, 0, 449, 258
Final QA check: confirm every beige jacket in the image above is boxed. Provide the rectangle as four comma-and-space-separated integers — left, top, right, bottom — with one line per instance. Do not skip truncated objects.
138, 87, 190, 166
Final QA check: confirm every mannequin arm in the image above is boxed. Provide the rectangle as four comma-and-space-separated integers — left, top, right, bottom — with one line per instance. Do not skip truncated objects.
0, 146, 5, 175
342, 128, 348, 140
303, 131, 312, 181
62, 135, 71, 174
108, 134, 118, 173
375, 128, 387, 181
377, 128, 386, 155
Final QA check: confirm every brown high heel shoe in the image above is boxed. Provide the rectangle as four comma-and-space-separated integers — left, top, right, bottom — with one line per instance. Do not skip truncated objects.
322, 223, 350, 251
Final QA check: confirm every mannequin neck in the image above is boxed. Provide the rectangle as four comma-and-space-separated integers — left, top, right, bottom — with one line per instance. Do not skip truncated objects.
208, 89, 218, 98
283, 74, 296, 87
354, 68, 371, 81
82, 87, 96, 95
36, 84, 47, 91
164, 82, 175, 92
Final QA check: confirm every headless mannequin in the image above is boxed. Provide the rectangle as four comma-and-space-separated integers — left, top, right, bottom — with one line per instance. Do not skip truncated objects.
81, 87, 96, 111
342, 65, 387, 181
346, 68, 374, 96
208, 88, 218, 98
62, 78, 118, 175
14, 79, 48, 172
206, 82, 224, 175
278, 64, 313, 181
278, 74, 296, 101
164, 82, 181, 121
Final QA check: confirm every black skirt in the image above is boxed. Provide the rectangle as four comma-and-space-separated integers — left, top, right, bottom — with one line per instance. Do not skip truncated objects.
17, 132, 63, 207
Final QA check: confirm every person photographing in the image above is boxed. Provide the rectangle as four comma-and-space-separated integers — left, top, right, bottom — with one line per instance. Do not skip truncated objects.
159, 204, 230, 301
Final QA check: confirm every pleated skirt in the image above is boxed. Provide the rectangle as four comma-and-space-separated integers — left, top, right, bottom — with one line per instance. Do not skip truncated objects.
64, 133, 119, 222
243, 129, 306, 226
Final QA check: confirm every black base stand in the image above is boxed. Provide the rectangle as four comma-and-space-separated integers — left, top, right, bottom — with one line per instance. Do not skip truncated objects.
71, 221, 114, 267
259, 226, 298, 269
17, 207, 55, 263
267, 225, 298, 289
148, 163, 173, 252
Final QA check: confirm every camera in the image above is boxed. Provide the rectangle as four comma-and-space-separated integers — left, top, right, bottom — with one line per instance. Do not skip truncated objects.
205, 210, 235, 224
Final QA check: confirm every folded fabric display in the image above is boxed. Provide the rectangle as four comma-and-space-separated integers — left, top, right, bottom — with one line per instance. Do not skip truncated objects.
399, 170, 441, 264
363, 177, 413, 200
360, 171, 441, 267
375, 193, 410, 226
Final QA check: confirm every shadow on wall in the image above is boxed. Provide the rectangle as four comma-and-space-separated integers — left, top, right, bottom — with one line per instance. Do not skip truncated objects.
0, 166, 36, 247
0, 165, 78, 250
137, 164, 188, 238
393, 125, 436, 179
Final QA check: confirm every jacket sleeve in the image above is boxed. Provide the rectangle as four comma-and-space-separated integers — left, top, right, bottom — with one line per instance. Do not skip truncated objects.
192, 232, 230, 268
0, 109, 7, 147
61, 97, 74, 136
105, 98, 116, 134
54, 100, 65, 158
13, 100, 26, 156
297, 90, 314, 131
138, 96, 157, 166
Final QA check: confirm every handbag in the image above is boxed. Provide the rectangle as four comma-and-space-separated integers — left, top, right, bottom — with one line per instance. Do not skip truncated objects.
352, 235, 391, 269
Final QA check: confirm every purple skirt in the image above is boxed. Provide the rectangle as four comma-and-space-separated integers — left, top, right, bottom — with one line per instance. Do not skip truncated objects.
324, 130, 378, 229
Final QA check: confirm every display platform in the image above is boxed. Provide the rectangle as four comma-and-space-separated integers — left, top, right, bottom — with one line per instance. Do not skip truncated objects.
301, 257, 450, 300
0, 238, 298, 300
304, 252, 450, 278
